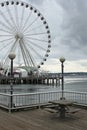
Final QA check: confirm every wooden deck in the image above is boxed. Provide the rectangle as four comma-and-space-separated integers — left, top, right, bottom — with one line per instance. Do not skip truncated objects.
0, 107, 87, 130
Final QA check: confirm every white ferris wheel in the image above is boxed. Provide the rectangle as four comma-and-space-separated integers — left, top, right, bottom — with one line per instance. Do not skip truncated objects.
0, 0, 51, 73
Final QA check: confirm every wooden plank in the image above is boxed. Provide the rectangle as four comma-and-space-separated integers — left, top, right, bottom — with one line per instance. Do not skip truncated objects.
0, 108, 87, 130
66, 108, 81, 114
44, 108, 58, 113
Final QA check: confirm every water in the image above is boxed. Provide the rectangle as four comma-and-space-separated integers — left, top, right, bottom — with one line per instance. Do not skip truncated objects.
0, 75, 87, 106
64, 75, 87, 92
0, 75, 87, 93
0, 84, 59, 94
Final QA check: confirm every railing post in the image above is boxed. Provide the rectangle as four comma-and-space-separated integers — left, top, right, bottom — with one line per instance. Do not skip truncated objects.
8, 94, 11, 113
38, 93, 41, 109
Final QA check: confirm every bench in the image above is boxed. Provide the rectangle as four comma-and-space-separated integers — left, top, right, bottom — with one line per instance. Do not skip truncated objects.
44, 108, 58, 113
44, 104, 58, 109
66, 108, 81, 114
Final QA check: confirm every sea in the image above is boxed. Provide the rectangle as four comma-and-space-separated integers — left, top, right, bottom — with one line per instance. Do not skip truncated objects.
0, 75, 87, 94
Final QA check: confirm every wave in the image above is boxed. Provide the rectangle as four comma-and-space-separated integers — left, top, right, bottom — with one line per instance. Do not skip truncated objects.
65, 77, 87, 84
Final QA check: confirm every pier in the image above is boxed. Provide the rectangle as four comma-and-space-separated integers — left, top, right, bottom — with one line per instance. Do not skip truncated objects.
0, 91, 87, 129
0, 73, 60, 86
0, 106, 87, 130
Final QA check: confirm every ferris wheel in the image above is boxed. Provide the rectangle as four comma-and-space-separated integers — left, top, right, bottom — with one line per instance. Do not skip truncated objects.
0, 0, 51, 72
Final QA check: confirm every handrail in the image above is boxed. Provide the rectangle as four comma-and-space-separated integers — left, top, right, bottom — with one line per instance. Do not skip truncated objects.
0, 91, 87, 112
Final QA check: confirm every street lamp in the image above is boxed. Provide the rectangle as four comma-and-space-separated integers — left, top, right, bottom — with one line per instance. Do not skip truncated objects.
8, 53, 16, 110
59, 57, 65, 100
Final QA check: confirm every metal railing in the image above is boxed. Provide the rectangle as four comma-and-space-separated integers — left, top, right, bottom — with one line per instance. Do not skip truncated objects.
0, 91, 87, 112
64, 91, 87, 105
0, 93, 10, 108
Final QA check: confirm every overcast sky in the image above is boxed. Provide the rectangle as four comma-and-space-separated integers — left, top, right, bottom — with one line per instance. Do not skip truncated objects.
2, 0, 87, 73
25, 0, 87, 73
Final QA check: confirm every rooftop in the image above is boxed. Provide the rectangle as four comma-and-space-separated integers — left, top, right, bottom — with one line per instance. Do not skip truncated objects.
0, 107, 87, 130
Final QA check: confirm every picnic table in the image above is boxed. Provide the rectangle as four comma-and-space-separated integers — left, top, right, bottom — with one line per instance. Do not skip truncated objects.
49, 99, 78, 118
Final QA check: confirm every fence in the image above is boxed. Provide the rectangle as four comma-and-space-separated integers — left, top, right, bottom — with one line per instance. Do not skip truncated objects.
0, 91, 87, 112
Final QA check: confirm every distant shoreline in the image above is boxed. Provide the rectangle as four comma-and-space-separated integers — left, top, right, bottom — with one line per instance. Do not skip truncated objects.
49, 72, 87, 76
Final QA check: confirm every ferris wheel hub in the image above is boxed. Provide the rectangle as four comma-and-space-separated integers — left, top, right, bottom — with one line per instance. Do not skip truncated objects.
15, 33, 23, 40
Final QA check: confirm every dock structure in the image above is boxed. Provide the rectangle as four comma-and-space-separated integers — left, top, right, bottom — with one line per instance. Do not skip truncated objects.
0, 107, 87, 130
0, 73, 60, 86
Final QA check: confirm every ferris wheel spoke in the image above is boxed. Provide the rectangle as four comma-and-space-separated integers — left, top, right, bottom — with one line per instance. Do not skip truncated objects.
0, 34, 13, 37
3, 49, 12, 66
3, 39, 19, 65
20, 40, 36, 67
23, 41, 36, 67
0, 28, 13, 34
21, 9, 32, 33
6, 5, 18, 33
24, 32, 48, 36
14, 4, 19, 32
3, 45, 15, 65
17, 45, 21, 65
20, 41, 30, 66
25, 36, 48, 43
0, 39, 14, 51
21, 50, 27, 67
23, 17, 39, 33
25, 38, 46, 51
0, 37, 14, 43
20, 40, 30, 66
24, 39, 42, 59
0, 21, 14, 34
19, 5, 25, 31
3, 55, 9, 66
0, 10, 13, 31
9, 39, 19, 52
24, 24, 44, 34
5, 38, 19, 55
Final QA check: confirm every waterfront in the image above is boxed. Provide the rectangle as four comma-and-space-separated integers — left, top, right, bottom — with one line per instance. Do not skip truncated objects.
0, 75, 87, 113
0, 75, 87, 94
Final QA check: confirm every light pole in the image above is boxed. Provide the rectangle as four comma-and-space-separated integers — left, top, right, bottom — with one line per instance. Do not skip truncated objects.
59, 57, 65, 100
8, 53, 16, 110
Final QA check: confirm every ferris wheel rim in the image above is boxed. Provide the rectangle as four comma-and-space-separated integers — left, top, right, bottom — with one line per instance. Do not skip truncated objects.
0, 0, 51, 71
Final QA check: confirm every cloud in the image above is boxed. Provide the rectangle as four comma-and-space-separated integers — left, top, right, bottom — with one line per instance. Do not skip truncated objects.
38, 0, 87, 72
26, 0, 87, 72
53, 0, 87, 60
27, 0, 44, 5
0, 0, 87, 72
